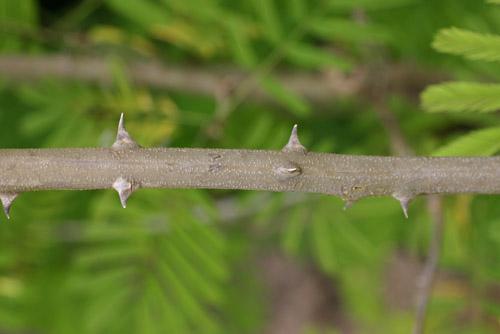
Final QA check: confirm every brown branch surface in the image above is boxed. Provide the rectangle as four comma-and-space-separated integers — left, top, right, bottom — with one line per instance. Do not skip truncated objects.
1, 148, 499, 195
0, 133, 500, 217
0, 117, 499, 218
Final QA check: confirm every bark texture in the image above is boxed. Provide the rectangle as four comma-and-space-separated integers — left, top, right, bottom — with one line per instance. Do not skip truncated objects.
1, 147, 499, 196
0, 115, 499, 218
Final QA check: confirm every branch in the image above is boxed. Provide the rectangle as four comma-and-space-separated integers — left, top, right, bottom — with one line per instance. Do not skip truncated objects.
0, 54, 443, 104
1, 114, 499, 219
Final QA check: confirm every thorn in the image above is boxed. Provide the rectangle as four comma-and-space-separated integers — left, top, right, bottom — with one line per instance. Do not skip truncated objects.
112, 177, 133, 208
282, 124, 307, 154
112, 113, 140, 149
1, 193, 18, 219
399, 199, 409, 219
393, 193, 412, 219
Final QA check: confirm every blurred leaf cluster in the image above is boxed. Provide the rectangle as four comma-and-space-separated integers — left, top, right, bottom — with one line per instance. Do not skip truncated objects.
422, 4, 500, 157
0, 0, 499, 333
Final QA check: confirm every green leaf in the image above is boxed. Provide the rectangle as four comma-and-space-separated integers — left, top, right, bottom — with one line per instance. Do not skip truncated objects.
310, 206, 337, 274
162, 239, 223, 304
156, 259, 219, 333
251, 0, 282, 42
261, 76, 311, 116
66, 194, 228, 334
226, 19, 257, 67
104, 0, 168, 29
160, 0, 219, 21
281, 207, 307, 255
0, 0, 37, 26
147, 277, 189, 333
0, 295, 23, 330
308, 18, 390, 44
432, 27, 500, 62
172, 223, 229, 281
286, 43, 352, 70
288, 0, 305, 20
241, 113, 274, 148
327, 0, 416, 11
433, 126, 500, 156
421, 82, 500, 113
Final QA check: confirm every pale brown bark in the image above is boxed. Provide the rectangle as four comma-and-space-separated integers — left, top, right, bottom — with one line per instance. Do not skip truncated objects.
0, 54, 442, 104
0, 117, 498, 218
1, 147, 499, 196
0, 145, 499, 216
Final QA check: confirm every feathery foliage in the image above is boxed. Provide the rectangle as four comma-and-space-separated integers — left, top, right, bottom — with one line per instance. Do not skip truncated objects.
0, 0, 500, 333
421, 82, 500, 113
432, 27, 500, 62
422, 0, 500, 169
433, 126, 500, 156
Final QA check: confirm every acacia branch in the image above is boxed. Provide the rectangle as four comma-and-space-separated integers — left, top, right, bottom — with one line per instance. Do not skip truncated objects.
0, 115, 499, 219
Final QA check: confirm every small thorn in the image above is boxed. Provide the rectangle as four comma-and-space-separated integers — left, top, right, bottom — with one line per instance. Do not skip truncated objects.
393, 193, 412, 219
400, 200, 409, 219
282, 124, 307, 154
112, 113, 140, 149
1, 193, 18, 219
113, 177, 133, 208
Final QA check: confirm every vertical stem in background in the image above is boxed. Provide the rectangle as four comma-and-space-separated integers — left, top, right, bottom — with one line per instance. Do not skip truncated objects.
413, 195, 444, 334
372, 100, 444, 334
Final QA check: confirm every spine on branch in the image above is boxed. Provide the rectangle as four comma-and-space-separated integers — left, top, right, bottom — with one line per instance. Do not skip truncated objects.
1, 114, 499, 219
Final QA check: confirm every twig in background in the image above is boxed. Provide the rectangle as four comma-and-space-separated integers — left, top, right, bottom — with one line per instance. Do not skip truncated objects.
0, 54, 443, 106
413, 195, 444, 334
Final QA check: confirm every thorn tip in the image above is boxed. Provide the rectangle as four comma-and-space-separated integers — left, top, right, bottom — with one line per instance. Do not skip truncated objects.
400, 200, 409, 218
112, 113, 139, 149
282, 124, 306, 154
112, 177, 134, 208
1, 193, 18, 219
393, 193, 412, 219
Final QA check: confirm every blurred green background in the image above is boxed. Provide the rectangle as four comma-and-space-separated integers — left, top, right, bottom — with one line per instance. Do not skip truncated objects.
0, 0, 499, 333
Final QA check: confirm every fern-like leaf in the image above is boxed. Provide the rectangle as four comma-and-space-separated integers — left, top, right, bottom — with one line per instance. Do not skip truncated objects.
421, 82, 500, 113
64, 189, 228, 334
286, 42, 352, 70
433, 126, 500, 156
432, 27, 500, 62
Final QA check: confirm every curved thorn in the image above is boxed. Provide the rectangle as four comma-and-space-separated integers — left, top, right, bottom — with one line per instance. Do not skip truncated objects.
282, 124, 307, 154
112, 177, 133, 208
1, 193, 18, 219
112, 113, 140, 149
400, 199, 409, 219
393, 193, 412, 219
